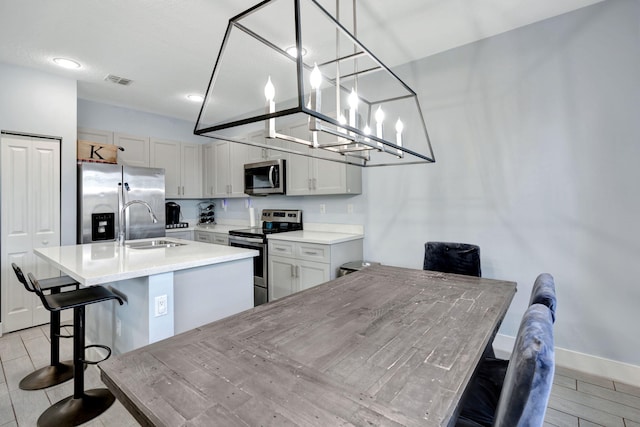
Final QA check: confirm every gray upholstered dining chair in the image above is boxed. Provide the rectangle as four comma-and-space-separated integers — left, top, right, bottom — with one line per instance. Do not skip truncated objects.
456, 303, 555, 427
423, 241, 481, 277
529, 273, 557, 323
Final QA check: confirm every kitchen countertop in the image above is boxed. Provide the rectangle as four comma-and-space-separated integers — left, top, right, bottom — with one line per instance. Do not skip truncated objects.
267, 230, 363, 244
99, 265, 517, 426
165, 226, 197, 232
194, 224, 243, 234
34, 238, 258, 286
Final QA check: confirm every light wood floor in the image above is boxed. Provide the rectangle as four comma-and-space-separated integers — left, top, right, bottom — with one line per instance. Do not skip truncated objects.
1, 325, 639, 426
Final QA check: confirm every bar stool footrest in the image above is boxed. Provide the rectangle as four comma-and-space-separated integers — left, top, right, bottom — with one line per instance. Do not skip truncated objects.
55, 323, 75, 339
36, 388, 116, 427
81, 344, 112, 365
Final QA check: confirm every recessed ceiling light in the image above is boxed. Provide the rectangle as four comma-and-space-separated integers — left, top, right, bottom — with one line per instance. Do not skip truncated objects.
187, 94, 204, 102
53, 57, 81, 69
285, 46, 307, 58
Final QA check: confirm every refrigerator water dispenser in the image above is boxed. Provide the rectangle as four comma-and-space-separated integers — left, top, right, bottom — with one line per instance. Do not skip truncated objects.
91, 213, 115, 241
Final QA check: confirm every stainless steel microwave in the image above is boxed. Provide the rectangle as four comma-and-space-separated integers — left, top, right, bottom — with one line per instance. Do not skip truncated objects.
244, 159, 286, 195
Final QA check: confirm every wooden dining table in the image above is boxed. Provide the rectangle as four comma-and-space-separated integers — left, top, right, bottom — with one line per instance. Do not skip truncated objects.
99, 264, 516, 426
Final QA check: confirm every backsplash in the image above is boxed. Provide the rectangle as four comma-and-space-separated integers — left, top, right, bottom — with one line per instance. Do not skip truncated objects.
167, 194, 365, 227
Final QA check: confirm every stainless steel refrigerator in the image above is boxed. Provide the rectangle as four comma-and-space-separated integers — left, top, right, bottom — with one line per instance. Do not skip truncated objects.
78, 163, 166, 244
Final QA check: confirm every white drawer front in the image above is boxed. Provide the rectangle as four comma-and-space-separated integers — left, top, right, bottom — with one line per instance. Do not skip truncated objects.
296, 242, 330, 263
212, 234, 229, 245
195, 231, 211, 243
269, 240, 295, 257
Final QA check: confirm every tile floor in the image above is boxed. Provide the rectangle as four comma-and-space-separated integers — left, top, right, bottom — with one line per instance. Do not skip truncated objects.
1, 325, 639, 426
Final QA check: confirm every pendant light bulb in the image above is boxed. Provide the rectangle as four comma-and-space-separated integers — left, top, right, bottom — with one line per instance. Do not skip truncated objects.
395, 119, 404, 133
375, 106, 385, 124
310, 64, 322, 89
264, 76, 275, 102
338, 114, 347, 125
363, 124, 371, 135
348, 88, 359, 110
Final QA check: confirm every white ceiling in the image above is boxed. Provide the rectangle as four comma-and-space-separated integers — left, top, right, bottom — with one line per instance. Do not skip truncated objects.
0, 0, 604, 123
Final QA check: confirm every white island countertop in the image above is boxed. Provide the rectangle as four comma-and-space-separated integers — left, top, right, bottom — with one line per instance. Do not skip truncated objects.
267, 230, 363, 245
34, 237, 258, 286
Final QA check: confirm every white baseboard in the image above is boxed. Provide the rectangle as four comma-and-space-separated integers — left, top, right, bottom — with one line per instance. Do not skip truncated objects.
493, 333, 640, 385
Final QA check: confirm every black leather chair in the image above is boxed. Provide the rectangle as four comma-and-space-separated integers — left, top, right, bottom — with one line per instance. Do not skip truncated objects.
457, 304, 555, 427
423, 242, 489, 355
28, 273, 124, 427
423, 242, 481, 277
11, 263, 79, 390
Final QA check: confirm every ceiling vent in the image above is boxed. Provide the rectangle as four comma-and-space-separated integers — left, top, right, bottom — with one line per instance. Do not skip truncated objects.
104, 74, 133, 86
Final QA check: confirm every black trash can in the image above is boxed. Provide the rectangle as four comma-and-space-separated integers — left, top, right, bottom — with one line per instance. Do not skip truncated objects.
338, 260, 380, 277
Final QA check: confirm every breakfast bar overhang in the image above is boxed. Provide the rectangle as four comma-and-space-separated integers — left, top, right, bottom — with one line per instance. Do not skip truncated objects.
34, 238, 258, 355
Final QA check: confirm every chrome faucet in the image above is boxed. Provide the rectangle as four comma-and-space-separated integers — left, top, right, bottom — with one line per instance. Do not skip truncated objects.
118, 200, 158, 246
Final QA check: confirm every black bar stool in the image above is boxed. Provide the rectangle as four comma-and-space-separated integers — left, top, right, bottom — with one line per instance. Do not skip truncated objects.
11, 263, 79, 390
28, 272, 124, 427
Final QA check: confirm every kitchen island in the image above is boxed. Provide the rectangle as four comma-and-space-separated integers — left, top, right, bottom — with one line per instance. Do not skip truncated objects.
34, 238, 258, 355
99, 264, 516, 426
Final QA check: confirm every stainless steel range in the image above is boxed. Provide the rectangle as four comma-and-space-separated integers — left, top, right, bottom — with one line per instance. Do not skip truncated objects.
228, 209, 303, 307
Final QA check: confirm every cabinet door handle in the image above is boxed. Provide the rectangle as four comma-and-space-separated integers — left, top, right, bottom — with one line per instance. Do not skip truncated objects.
182, 186, 185, 195
275, 247, 286, 251
42, 240, 49, 245
313, 178, 317, 190
290, 264, 295, 277
177, 186, 181, 195
304, 251, 317, 255
296, 265, 300, 278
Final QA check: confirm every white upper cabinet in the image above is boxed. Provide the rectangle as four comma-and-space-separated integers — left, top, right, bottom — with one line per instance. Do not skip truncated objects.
79, 128, 151, 167
78, 127, 113, 146
150, 138, 202, 198
245, 131, 288, 163
203, 140, 248, 198
114, 133, 150, 167
285, 123, 362, 196
180, 143, 203, 198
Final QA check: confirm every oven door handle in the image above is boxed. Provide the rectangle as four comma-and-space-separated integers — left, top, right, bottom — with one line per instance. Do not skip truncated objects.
229, 235, 265, 245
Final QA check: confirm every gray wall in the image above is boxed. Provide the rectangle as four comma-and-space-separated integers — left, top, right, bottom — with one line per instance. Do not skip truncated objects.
364, 0, 640, 366
0, 63, 78, 246
76, 0, 640, 367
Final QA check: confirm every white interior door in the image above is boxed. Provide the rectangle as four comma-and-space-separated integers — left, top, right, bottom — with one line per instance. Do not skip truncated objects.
1, 133, 62, 332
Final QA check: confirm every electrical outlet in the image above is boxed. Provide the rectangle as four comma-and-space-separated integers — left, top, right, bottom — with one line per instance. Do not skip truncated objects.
320, 204, 326, 214
116, 318, 122, 337
347, 204, 354, 214
155, 294, 168, 317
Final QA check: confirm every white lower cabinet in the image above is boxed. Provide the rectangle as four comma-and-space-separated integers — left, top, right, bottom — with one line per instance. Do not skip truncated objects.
270, 256, 330, 300
268, 238, 363, 301
166, 230, 194, 240
194, 230, 229, 245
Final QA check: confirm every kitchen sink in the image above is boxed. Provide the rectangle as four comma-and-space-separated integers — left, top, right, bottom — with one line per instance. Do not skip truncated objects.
126, 240, 187, 250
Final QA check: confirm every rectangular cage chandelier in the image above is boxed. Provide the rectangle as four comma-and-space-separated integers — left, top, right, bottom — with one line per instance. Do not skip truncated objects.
194, 0, 436, 167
